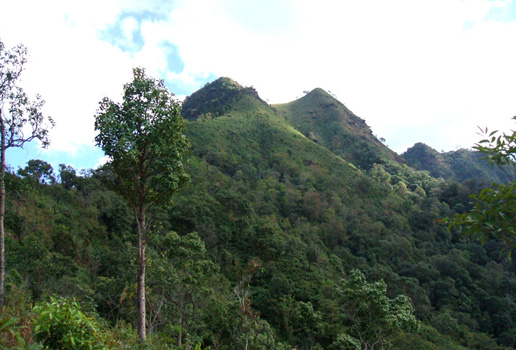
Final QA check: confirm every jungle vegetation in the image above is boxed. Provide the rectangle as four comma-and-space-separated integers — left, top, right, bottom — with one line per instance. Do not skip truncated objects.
1, 50, 516, 349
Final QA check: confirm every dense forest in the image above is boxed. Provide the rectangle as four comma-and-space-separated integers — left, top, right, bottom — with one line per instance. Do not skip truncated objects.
2, 75, 516, 349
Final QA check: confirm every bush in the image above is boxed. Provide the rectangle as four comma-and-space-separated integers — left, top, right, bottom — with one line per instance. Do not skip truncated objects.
33, 297, 109, 350
0, 283, 36, 349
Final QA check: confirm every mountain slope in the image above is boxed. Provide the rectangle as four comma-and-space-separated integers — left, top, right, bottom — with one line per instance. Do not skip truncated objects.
403, 142, 511, 184
172, 78, 516, 348
5, 77, 516, 349
182, 78, 360, 191
273, 89, 402, 170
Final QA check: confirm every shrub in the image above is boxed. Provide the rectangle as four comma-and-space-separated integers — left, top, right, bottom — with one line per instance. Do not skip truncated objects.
33, 297, 109, 350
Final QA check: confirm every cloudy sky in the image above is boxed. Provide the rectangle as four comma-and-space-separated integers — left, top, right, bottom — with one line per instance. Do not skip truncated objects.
2, 0, 516, 172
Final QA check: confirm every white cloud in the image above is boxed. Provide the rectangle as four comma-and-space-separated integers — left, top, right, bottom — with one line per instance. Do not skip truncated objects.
1, 0, 136, 157
2, 0, 516, 170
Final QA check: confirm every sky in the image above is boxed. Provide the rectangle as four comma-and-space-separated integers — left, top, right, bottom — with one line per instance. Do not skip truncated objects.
1, 0, 516, 173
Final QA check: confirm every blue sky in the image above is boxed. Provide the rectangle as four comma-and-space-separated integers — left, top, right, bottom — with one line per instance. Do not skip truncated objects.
2, 0, 516, 174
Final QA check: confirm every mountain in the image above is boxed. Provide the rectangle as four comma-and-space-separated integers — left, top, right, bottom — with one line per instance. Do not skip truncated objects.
403, 142, 511, 184
4, 77, 516, 349
172, 78, 516, 348
402, 143, 454, 179
183, 79, 400, 171
182, 78, 358, 182
182, 77, 268, 121
273, 88, 402, 170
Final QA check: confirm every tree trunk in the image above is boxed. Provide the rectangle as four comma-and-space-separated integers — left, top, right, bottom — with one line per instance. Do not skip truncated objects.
137, 207, 147, 341
0, 112, 5, 305
178, 312, 183, 347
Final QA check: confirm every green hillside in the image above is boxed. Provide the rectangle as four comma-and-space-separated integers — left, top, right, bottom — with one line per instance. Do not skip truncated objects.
273, 88, 402, 170
3, 77, 516, 349
403, 142, 511, 184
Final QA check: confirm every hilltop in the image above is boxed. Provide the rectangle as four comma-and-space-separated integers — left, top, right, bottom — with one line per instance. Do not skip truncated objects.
181, 77, 267, 121
273, 88, 402, 170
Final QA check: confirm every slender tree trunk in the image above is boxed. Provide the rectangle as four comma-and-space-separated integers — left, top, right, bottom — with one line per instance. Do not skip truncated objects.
178, 312, 183, 347
0, 112, 5, 305
137, 206, 147, 341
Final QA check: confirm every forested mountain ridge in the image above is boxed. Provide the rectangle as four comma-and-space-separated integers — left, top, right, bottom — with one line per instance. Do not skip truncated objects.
3, 77, 516, 349
172, 79, 516, 348
403, 142, 512, 184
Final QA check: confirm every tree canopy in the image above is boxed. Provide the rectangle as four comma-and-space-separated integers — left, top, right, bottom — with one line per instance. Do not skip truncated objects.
94, 67, 190, 212
336, 269, 418, 350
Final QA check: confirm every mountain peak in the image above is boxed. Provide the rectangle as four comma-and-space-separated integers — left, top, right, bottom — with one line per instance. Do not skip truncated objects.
405, 142, 439, 155
299, 88, 335, 102
294, 88, 353, 115
213, 77, 243, 90
181, 77, 264, 121
308, 87, 331, 96
274, 88, 401, 170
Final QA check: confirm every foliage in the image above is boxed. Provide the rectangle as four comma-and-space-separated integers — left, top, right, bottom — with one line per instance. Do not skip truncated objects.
337, 269, 419, 349
447, 117, 516, 257
0, 283, 35, 349
94, 67, 190, 212
146, 231, 218, 346
0, 40, 54, 151
474, 118, 516, 174
448, 182, 516, 253
0, 315, 26, 349
0, 38, 54, 306
33, 297, 109, 350
18, 159, 55, 185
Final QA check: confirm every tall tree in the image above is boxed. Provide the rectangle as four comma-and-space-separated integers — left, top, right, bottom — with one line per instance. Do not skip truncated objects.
0, 39, 53, 305
94, 67, 190, 341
